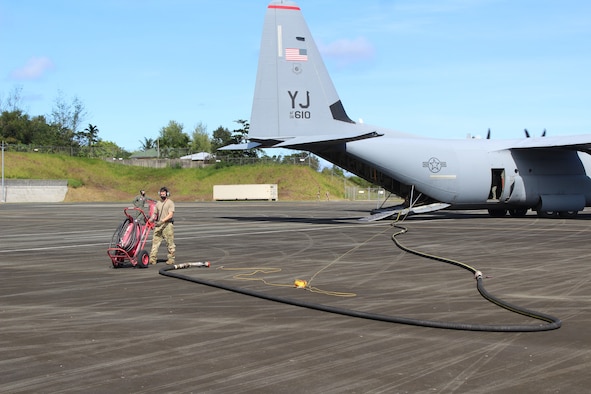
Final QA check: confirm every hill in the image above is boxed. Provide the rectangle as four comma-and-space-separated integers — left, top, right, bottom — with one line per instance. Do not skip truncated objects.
2, 152, 349, 202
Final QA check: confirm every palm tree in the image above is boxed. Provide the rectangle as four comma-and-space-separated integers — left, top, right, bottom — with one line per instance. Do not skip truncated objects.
139, 137, 155, 150
84, 123, 99, 147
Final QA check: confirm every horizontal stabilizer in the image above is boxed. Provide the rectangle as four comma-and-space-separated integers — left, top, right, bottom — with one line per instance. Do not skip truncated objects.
218, 141, 262, 151
359, 203, 451, 222
272, 131, 382, 148
219, 131, 382, 151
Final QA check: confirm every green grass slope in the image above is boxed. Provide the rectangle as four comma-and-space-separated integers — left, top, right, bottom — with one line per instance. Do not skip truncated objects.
3, 152, 348, 202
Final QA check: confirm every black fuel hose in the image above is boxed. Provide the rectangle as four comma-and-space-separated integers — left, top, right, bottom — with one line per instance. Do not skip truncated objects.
112, 218, 140, 253
389, 224, 561, 331
160, 226, 561, 332
109, 218, 128, 249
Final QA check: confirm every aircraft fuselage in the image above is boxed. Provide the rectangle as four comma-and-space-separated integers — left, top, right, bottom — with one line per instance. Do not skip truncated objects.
319, 136, 591, 213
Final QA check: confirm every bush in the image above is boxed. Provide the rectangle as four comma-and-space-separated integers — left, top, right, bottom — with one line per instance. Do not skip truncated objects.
68, 178, 84, 188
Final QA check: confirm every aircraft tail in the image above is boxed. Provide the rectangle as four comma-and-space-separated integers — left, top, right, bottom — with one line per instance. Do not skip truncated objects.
243, 0, 381, 150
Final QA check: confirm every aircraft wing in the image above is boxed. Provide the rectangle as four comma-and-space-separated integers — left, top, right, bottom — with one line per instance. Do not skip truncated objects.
500, 135, 591, 154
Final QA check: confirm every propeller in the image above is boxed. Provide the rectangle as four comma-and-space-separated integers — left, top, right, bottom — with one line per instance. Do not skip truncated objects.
486, 128, 491, 139
524, 129, 530, 138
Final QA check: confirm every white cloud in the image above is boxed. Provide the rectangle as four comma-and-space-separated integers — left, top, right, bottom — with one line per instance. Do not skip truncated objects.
10, 56, 55, 80
319, 37, 375, 67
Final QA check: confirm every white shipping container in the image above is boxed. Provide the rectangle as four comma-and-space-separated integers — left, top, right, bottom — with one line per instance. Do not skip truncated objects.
213, 184, 278, 201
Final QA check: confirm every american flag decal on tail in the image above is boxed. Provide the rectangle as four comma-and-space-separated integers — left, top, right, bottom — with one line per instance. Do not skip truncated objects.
285, 48, 308, 61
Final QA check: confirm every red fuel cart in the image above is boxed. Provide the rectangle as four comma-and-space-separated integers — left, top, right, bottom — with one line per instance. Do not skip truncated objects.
107, 200, 156, 268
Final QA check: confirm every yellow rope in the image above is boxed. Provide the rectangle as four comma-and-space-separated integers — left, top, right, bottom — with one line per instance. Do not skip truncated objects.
216, 267, 294, 288
217, 224, 392, 298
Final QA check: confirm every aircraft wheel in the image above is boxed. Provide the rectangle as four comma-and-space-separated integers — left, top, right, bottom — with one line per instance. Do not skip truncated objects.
487, 209, 507, 217
137, 250, 150, 268
537, 211, 559, 218
508, 208, 528, 217
558, 211, 578, 218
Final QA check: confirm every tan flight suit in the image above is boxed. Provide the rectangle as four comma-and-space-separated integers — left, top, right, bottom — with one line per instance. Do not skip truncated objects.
149, 198, 176, 265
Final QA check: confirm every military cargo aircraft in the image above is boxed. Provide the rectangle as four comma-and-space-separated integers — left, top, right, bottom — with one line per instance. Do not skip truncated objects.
222, 0, 591, 220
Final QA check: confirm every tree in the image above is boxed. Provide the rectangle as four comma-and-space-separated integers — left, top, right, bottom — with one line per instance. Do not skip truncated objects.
157, 120, 190, 158
0, 110, 31, 144
0, 110, 59, 146
0, 89, 130, 156
0, 85, 24, 113
50, 90, 88, 146
190, 122, 211, 152
226, 119, 259, 158
321, 165, 345, 178
139, 137, 156, 150
158, 120, 190, 148
210, 126, 232, 151
70, 96, 86, 137
230, 119, 249, 145
78, 123, 99, 147
29, 115, 57, 146
95, 140, 129, 159
282, 152, 320, 170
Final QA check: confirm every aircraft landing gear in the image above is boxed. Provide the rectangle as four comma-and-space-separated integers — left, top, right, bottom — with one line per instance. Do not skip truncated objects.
508, 208, 528, 217
559, 211, 579, 218
537, 210, 579, 218
488, 208, 529, 218
487, 208, 507, 217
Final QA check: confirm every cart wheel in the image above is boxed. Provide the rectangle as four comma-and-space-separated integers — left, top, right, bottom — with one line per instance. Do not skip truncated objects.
137, 249, 150, 268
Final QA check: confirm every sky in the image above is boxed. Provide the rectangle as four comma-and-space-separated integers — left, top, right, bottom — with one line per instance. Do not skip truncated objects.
1, 0, 590, 152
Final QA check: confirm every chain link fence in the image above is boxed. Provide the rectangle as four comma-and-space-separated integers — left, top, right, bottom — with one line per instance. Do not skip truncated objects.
345, 186, 388, 201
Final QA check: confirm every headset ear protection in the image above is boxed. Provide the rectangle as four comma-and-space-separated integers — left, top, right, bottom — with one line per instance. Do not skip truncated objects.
160, 187, 170, 197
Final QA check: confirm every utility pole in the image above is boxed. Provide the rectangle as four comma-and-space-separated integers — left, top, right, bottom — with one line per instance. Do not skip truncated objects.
1, 141, 5, 203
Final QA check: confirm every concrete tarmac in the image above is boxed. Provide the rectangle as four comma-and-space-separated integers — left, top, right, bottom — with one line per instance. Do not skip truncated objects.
1, 201, 590, 393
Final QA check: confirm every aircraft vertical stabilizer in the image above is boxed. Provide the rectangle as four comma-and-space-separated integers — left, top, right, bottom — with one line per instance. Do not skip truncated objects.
250, 1, 368, 143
